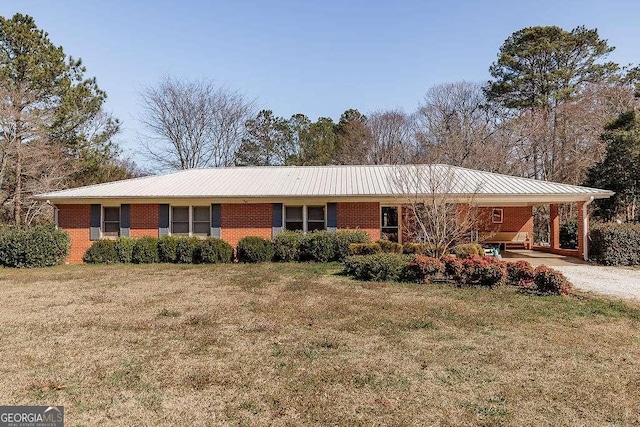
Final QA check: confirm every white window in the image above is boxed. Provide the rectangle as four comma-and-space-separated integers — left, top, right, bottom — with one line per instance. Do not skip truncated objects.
171, 206, 210, 236
285, 205, 325, 232
491, 208, 504, 224
102, 206, 120, 238
381, 206, 400, 243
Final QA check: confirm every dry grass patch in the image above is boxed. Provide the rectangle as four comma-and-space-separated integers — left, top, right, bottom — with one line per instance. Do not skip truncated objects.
0, 262, 639, 426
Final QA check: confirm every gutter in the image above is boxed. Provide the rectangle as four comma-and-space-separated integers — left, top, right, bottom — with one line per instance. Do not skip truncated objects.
583, 196, 595, 261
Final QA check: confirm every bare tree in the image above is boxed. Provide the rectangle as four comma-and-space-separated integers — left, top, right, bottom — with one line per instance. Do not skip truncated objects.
139, 77, 254, 170
415, 81, 515, 173
392, 165, 485, 258
366, 109, 416, 164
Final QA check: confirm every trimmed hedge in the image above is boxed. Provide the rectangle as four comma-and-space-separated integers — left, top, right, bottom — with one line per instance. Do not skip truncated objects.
343, 253, 410, 282
451, 243, 485, 259
0, 226, 70, 268
590, 223, 640, 266
273, 231, 304, 262
405, 256, 444, 283
376, 239, 403, 254
83, 239, 118, 264
195, 238, 234, 264
114, 237, 136, 263
175, 237, 200, 264
333, 230, 371, 261
132, 236, 159, 264
299, 231, 335, 262
402, 242, 442, 257
237, 236, 275, 263
157, 236, 179, 263
349, 242, 381, 256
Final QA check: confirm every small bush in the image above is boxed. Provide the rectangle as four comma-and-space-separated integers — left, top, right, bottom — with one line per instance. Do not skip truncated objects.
333, 230, 371, 261
83, 239, 119, 264
273, 231, 304, 262
299, 231, 336, 262
402, 242, 443, 257
405, 256, 445, 283
132, 236, 159, 264
175, 237, 200, 263
0, 226, 70, 268
452, 243, 485, 259
157, 236, 178, 263
195, 238, 234, 264
349, 242, 382, 256
560, 219, 578, 249
237, 236, 275, 263
590, 223, 640, 266
377, 239, 403, 254
343, 253, 410, 282
114, 237, 136, 263
506, 260, 535, 287
442, 255, 463, 280
534, 266, 572, 295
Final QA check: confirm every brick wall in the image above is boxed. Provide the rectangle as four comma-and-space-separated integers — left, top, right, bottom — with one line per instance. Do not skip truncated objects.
57, 204, 91, 263
477, 206, 533, 235
130, 204, 159, 238
337, 202, 380, 241
221, 203, 273, 249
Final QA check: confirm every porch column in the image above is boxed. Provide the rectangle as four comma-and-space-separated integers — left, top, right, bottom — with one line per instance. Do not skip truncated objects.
549, 204, 560, 250
577, 201, 587, 260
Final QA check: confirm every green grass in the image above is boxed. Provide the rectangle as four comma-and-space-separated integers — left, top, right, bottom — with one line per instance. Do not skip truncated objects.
0, 262, 638, 426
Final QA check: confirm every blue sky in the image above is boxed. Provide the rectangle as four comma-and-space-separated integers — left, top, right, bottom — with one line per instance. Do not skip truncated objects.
2, 1, 639, 158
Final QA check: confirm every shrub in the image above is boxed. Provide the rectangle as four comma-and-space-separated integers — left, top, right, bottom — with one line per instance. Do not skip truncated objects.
132, 236, 159, 264
452, 243, 485, 259
299, 231, 336, 262
195, 238, 234, 264
333, 230, 371, 261
377, 239, 403, 254
506, 260, 535, 287
237, 236, 275, 263
157, 236, 178, 263
534, 266, 572, 295
0, 226, 70, 268
83, 239, 119, 264
402, 242, 443, 257
114, 237, 136, 263
442, 255, 463, 280
590, 222, 640, 266
273, 231, 304, 262
349, 242, 382, 256
405, 256, 445, 283
560, 219, 578, 249
445, 255, 507, 288
343, 253, 410, 282
175, 237, 200, 263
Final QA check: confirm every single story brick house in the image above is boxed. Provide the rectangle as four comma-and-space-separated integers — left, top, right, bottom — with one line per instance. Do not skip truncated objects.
35, 164, 613, 263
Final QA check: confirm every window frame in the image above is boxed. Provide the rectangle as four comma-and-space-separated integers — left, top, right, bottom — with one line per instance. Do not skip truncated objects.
283, 205, 326, 233
101, 205, 121, 239
491, 208, 504, 224
170, 205, 211, 237
380, 205, 401, 243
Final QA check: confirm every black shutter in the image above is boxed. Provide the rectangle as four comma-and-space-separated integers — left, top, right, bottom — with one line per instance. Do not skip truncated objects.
158, 204, 170, 236
326, 203, 337, 232
90, 204, 101, 240
120, 204, 130, 237
211, 204, 221, 238
272, 203, 283, 237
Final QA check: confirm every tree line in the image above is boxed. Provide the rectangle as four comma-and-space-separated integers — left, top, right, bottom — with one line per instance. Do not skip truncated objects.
1, 13, 638, 226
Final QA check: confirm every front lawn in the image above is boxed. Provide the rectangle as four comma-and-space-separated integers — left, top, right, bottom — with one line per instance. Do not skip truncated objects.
0, 263, 638, 426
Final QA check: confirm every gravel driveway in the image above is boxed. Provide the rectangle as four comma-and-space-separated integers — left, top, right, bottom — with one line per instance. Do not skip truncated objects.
553, 265, 640, 301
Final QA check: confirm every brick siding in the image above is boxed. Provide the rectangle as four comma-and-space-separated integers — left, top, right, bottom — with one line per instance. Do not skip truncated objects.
130, 204, 159, 238
336, 202, 380, 241
57, 204, 91, 263
220, 203, 273, 249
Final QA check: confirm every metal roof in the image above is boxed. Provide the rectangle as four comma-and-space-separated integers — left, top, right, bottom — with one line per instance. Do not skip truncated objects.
35, 164, 613, 202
